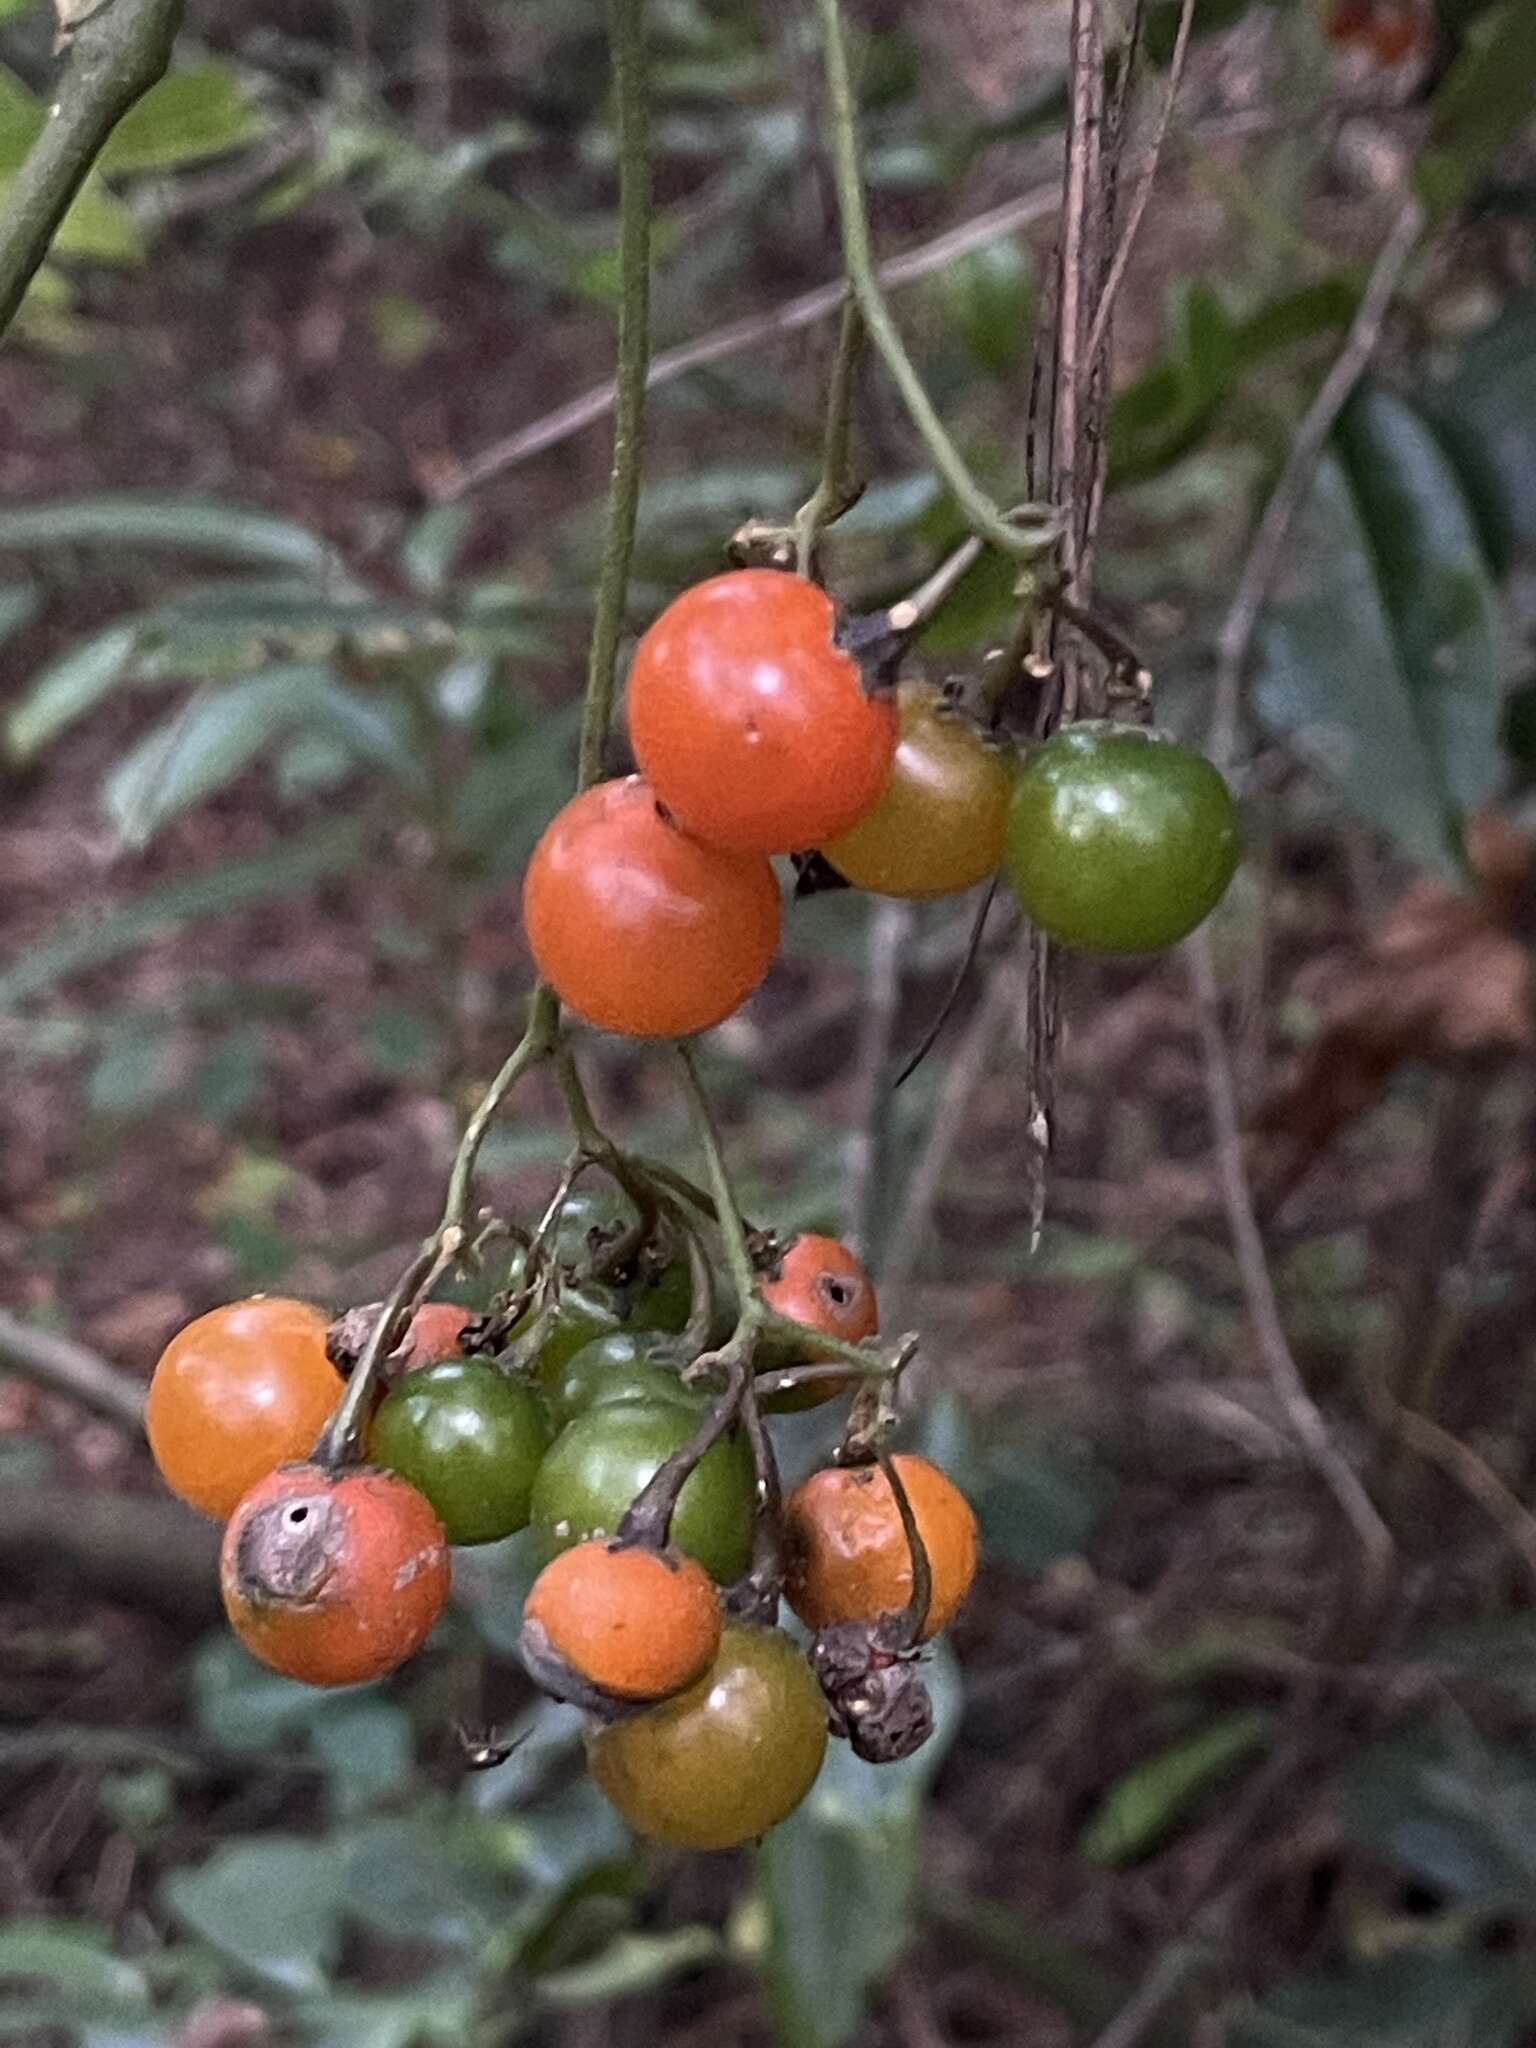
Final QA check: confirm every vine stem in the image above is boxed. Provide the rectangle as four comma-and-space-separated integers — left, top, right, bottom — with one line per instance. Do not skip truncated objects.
673, 1043, 760, 1319
314, 1, 654, 1456
809, 0, 1058, 562
0, 0, 183, 336
576, 0, 652, 792
794, 300, 865, 573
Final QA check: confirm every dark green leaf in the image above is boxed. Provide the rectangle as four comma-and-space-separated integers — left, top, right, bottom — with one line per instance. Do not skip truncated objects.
1257, 386, 1505, 875
759, 1644, 963, 2048
97, 64, 267, 176
1425, 285, 1536, 555
1079, 1709, 1274, 1865
162, 1837, 344, 1992
1419, 0, 1536, 217
0, 495, 337, 574
86, 1016, 182, 1116
975, 1446, 1113, 1573
1231, 1955, 1536, 2047
1341, 1725, 1536, 1909
340, 1813, 509, 1949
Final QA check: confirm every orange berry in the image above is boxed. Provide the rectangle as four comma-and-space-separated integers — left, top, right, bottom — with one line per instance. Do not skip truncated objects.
147, 1298, 340, 1520
784, 1454, 978, 1641
522, 776, 781, 1039
758, 1233, 878, 1412
220, 1462, 450, 1686
522, 1541, 722, 1701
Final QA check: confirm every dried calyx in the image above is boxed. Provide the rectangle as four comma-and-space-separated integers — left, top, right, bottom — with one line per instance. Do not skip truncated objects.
812, 1616, 934, 1763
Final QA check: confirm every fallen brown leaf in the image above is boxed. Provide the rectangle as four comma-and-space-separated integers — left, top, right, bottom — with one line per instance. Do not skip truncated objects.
1253, 810, 1535, 1210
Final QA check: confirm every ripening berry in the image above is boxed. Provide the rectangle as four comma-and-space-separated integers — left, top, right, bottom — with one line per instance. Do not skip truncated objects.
220, 1462, 449, 1685
785, 1454, 978, 1641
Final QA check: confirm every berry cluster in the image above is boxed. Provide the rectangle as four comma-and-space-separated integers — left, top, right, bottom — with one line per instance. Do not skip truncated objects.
145, 1202, 977, 1850
524, 566, 1241, 1042
142, 559, 1239, 1851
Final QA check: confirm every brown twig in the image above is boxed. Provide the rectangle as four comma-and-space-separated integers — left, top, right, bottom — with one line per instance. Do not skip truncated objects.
442, 113, 1275, 500
1188, 928, 1396, 1638
1207, 195, 1424, 770
882, 940, 1029, 1314
1083, 0, 1197, 371
0, 1308, 146, 1432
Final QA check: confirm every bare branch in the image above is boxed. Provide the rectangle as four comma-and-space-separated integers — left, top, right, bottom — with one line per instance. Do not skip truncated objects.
1207, 196, 1423, 769
442, 113, 1275, 501
1187, 929, 1396, 1634
0, 1307, 146, 1432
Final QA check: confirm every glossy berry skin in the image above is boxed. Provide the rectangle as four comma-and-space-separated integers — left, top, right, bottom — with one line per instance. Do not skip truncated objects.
523, 776, 781, 1038
758, 1233, 878, 1412
523, 1540, 722, 1702
539, 1330, 700, 1431
586, 1624, 828, 1849
147, 1298, 341, 1520
220, 1462, 450, 1685
785, 1454, 978, 1641
369, 1360, 551, 1545
820, 683, 1015, 898
626, 571, 898, 854
530, 1400, 754, 1585
1005, 725, 1240, 954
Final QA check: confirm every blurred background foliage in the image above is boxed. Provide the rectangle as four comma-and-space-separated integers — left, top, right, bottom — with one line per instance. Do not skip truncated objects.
1, 0, 1535, 2042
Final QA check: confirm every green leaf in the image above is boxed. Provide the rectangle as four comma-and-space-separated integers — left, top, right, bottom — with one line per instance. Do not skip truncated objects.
1340, 1726, 1536, 1910
311, 1702, 414, 1818
758, 1644, 963, 2048
0, 580, 39, 647
103, 672, 316, 848
87, 1016, 181, 1115
0, 1923, 149, 2019
0, 494, 337, 573
1425, 284, 1536, 555
1231, 1955, 1536, 2047
1257, 385, 1506, 876
1079, 1709, 1274, 1865
975, 1446, 1113, 1573
538, 1928, 722, 2007
339, 1813, 508, 1949
0, 818, 367, 1009
1419, 0, 1536, 217
934, 236, 1036, 379
5, 624, 140, 763
97, 64, 267, 176
399, 501, 473, 594
292, 1980, 479, 2048
162, 1837, 344, 1992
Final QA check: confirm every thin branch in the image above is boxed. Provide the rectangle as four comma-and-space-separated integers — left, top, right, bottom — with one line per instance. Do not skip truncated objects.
442, 111, 1275, 500
0, 0, 183, 337
1188, 928, 1396, 1636
841, 896, 914, 1259
1083, 0, 1196, 371
810, 0, 1058, 559
882, 940, 1028, 1314
1207, 195, 1423, 770
0, 1308, 146, 1432
576, 0, 652, 792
